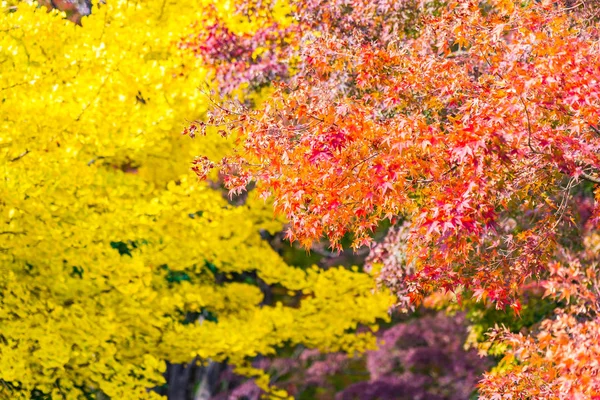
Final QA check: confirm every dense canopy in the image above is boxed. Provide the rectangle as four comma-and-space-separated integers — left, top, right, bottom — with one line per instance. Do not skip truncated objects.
0, 1, 391, 398
191, 0, 600, 397
3, 0, 600, 398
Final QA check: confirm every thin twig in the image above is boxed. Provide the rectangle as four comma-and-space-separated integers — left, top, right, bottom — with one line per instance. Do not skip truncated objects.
517, 95, 543, 155
9, 149, 29, 162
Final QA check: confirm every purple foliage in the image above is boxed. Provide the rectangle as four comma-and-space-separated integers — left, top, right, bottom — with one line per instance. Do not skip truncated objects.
180, 16, 292, 95
295, 0, 436, 45
210, 312, 491, 399
337, 375, 442, 400
357, 312, 491, 400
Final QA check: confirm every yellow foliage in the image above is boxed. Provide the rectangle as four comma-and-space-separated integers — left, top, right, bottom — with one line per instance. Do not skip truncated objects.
0, 1, 393, 398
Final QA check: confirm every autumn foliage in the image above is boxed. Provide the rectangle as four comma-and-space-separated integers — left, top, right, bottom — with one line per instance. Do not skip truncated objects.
192, 0, 600, 307
4, 0, 600, 397
187, 0, 600, 397
0, 1, 392, 398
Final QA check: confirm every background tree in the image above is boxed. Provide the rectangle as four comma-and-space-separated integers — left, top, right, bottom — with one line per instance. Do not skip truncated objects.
208, 311, 491, 400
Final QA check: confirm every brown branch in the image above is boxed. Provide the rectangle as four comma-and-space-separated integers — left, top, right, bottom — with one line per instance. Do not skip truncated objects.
9, 149, 29, 162
75, 77, 108, 122
0, 81, 29, 92
580, 171, 600, 184
517, 95, 544, 156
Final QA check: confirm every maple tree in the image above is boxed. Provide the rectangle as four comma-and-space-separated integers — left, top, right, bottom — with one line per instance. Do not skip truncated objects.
478, 233, 600, 399
187, 0, 600, 397
192, 0, 600, 308
0, 1, 393, 398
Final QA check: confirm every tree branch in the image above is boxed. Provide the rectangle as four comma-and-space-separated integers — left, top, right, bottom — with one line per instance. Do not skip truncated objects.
9, 149, 29, 162
580, 171, 600, 184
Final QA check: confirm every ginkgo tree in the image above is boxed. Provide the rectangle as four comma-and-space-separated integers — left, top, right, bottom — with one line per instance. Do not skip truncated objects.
189, 0, 600, 397
0, 1, 393, 399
